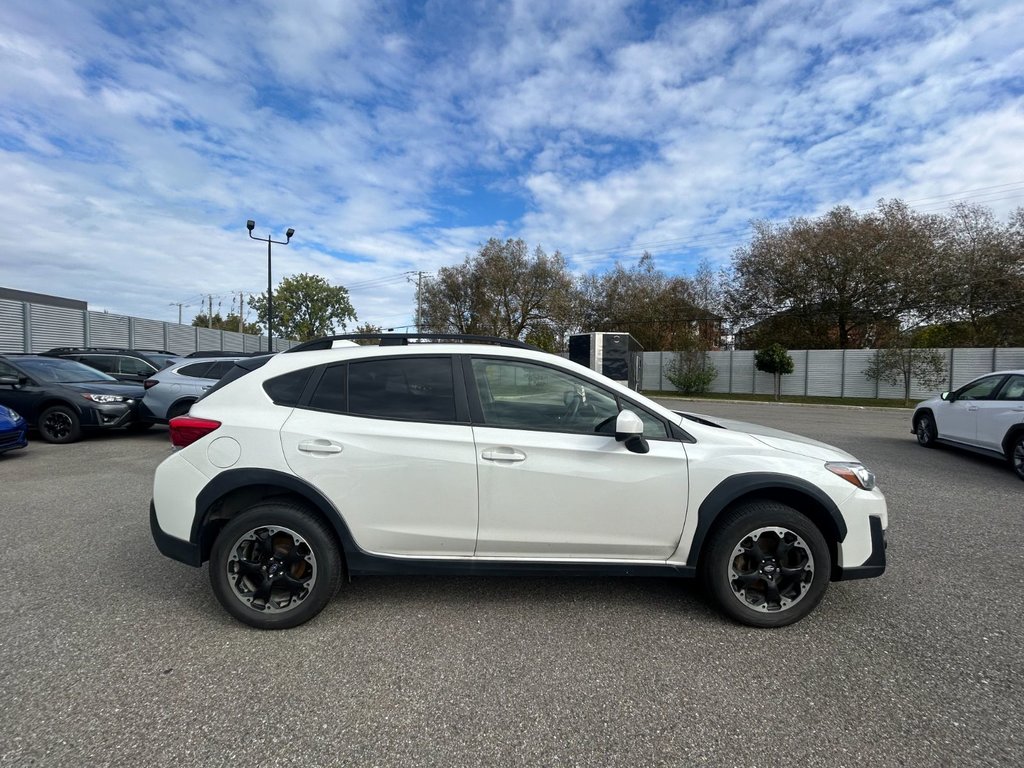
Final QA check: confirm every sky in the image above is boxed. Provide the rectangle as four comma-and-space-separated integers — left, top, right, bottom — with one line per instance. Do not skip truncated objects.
0, 0, 1022, 332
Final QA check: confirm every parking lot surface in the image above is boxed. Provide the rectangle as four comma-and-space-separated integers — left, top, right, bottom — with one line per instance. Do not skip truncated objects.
1, 401, 1021, 767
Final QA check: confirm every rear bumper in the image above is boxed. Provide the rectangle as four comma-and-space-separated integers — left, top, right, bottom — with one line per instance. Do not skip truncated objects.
150, 500, 201, 566
836, 515, 887, 581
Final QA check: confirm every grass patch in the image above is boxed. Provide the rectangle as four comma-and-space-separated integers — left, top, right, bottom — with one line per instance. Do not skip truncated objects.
641, 390, 920, 408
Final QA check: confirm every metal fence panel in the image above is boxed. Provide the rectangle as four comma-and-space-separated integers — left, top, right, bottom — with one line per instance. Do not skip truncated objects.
951, 348, 996, 389
221, 331, 245, 352
995, 349, 1024, 371
31, 305, 84, 352
843, 350, 877, 398
0, 300, 25, 352
706, 351, 731, 393
806, 351, 843, 397
87, 312, 130, 347
197, 327, 222, 351
166, 325, 197, 354
134, 318, 165, 350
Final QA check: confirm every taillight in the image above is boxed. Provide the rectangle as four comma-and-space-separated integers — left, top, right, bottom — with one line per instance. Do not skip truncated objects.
169, 416, 221, 448
144, 379, 158, 389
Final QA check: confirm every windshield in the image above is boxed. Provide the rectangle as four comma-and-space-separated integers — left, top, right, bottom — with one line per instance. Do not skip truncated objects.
17, 357, 118, 383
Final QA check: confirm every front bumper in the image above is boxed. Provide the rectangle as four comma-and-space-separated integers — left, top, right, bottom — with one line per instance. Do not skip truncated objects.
0, 424, 28, 453
835, 515, 887, 580
81, 402, 136, 429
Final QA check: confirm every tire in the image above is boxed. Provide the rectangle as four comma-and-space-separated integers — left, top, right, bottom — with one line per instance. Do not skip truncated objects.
166, 400, 194, 420
38, 405, 82, 444
702, 501, 831, 628
1008, 433, 1024, 482
209, 502, 343, 629
914, 413, 937, 448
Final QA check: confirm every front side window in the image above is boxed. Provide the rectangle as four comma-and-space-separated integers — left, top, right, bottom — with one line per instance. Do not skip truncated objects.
471, 358, 619, 434
118, 356, 156, 376
79, 355, 117, 373
957, 376, 1005, 401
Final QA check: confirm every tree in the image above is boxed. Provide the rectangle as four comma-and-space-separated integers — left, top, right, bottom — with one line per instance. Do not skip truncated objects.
755, 344, 794, 401
419, 238, 576, 344
577, 253, 722, 351
665, 351, 717, 395
728, 200, 939, 349
191, 312, 261, 335
863, 345, 947, 405
351, 322, 383, 345
249, 273, 356, 341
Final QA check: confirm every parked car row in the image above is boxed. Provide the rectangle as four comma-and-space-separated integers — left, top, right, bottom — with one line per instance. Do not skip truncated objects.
0, 349, 251, 445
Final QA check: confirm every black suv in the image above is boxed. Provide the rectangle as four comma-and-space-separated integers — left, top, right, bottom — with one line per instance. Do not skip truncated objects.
42, 347, 179, 383
0, 355, 147, 443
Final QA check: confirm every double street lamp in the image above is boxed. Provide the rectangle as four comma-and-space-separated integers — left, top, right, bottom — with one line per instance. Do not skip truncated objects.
247, 219, 294, 352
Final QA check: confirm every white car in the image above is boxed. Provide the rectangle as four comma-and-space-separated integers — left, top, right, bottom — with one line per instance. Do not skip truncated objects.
149, 334, 887, 629
912, 370, 1024, 481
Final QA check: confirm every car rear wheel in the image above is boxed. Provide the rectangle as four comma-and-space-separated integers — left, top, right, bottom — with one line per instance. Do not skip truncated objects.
1009, 434, 1024, 482
914, 413, 937, 447
166, 400, 194, 420
38, 405, 82, 444
209, 502, 343, 629
702, 501, 830, 628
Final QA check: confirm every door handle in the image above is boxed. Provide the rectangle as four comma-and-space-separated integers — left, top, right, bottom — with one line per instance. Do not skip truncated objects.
297, 440, 343, 455
967, 405, 978, 411
481, 447, 527, 463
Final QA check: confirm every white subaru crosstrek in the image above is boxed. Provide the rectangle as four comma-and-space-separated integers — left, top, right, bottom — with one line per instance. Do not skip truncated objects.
912, 369, 1024, 480
150, 334, 887, 629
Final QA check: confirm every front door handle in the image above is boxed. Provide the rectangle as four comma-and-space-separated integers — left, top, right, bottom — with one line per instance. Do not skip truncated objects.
298, 440, 343, 455
481, 447, 527, 463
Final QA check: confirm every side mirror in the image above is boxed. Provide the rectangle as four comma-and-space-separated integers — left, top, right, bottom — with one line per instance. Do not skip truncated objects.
941, 391, 953, 402
615, 409, 650, 454
0, 375, 21, 387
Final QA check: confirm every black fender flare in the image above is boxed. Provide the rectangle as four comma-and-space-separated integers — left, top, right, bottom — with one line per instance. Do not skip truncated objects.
191, 468, 360, 561
685, 472, 848, 567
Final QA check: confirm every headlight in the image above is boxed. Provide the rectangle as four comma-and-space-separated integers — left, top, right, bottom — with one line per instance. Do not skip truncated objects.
1, 406, 20, 420
81, 394, 128, 404
826, 462, 876, 490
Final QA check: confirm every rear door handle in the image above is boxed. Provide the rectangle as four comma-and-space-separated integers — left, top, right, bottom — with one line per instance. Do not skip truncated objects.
481, 447, 527, 463
297, 440, 343, 455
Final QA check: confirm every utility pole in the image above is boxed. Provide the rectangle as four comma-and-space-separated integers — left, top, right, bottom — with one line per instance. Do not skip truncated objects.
208, 295, 213, 328
239, 292, 244, 333
407, 271, 427, 332
169, 302, 189, 325
247, 220, 294, 352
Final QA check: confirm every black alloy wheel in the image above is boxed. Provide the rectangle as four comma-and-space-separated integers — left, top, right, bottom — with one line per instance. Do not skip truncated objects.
38, 405, 82, 444
209, 502, 342, 629
703, 501, 830, 628
915, 413, 937, 447
1011, 434, 1024, 482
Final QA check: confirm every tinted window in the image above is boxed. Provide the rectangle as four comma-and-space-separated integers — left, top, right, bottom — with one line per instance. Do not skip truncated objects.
119, 356, 156, 376
348, 357, 455, 421
307, 365, 346, 412
265, 368, 316, 406
79, 355, 117, 373
207, 361, 238, 379
178, 363, 214, 378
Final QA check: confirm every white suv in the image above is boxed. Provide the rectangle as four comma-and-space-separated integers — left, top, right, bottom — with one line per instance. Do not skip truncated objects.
150, 334, 887, 629
912, 370, 1024, 480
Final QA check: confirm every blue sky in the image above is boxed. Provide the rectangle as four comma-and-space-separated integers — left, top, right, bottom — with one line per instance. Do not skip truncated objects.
0, 0, 1022, 330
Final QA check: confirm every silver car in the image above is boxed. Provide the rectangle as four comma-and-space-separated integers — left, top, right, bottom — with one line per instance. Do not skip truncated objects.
140, 357, 245, 422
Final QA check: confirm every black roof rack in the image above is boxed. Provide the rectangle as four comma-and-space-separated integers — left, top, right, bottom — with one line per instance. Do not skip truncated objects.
183, 350, 260, 358
285, 333, 538, 354
41, 347, 176, 355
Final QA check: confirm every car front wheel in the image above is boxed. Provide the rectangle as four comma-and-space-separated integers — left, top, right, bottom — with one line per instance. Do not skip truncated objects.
703, 502, 830, 628
38, 405, 82, 444
209, 502, 343, 629
915, 413, 937, 447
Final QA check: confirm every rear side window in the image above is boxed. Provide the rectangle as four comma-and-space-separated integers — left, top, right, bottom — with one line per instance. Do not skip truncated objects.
178, 363, 214, 378
207, 361, 238, 379
196, 355, 274, 403
308, 357, 456, 421
265, 368, 316, 406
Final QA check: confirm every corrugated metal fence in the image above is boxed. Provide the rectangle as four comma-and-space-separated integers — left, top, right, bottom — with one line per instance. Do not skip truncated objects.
0, 299, 295, 354
643, 348, 1024, 400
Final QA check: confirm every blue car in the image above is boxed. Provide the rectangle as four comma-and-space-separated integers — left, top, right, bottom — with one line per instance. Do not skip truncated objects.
0, 404, 28, 455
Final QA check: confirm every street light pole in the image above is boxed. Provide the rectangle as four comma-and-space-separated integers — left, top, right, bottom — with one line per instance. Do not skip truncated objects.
246, 220, 294, 352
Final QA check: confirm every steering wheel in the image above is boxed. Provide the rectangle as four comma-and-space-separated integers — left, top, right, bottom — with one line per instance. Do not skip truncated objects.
560, 392, 582, 424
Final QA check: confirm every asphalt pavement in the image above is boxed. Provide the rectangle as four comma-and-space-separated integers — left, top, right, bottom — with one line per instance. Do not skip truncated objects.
1, 402, 1021, 767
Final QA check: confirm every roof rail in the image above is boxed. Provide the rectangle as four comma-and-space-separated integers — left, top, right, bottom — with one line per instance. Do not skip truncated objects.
284, 333, 538, 353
